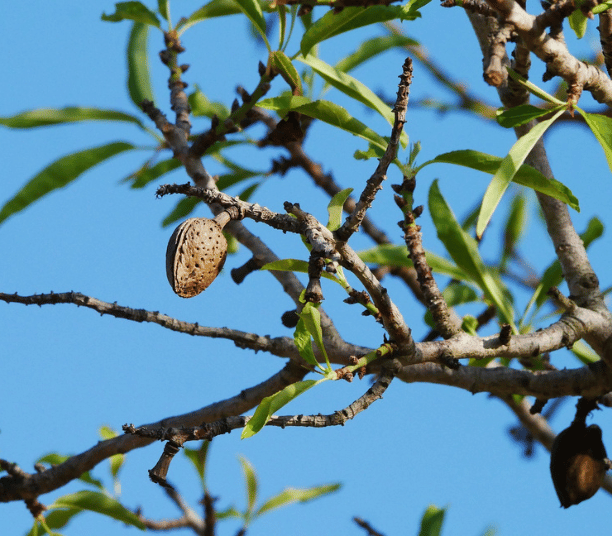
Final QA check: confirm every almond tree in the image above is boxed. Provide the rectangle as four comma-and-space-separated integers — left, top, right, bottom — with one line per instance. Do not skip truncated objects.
2, 0, 612, 534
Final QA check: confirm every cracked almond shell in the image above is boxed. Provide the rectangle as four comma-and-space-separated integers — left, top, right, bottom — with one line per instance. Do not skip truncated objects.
166, 217, 228, 298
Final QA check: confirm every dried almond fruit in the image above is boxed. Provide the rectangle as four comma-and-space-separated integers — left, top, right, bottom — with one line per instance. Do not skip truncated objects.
166, 215, 229, 298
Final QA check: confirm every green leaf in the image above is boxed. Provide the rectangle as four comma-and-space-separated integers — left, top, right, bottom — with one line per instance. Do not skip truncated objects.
36, 453, 104, 490
429, 180, 515, 328
270, 51, 303, 95
51, 491, 145, 530
298, 55, 407, 147
421, 149, 579, 210
28, 508, 82, 535
128, 158, 181, 188
99, 426, 124, 480
300, 3, 427, 57
127, 22, 154, 107
477, 107, 566, 238
158, 0, 170, 21
241, 379, 324, 438
335, 35, 418, 75
571, 340, 600, 364
418, 505, 446, 536
327, 188, 353, 231
0, 107, 145, 129
502, 193, 526, 264
506, 68, 565, 105
294, 316, 321, 369
568, 9, 588, 39
102, 1, 161, 27
495, 104, 560, 128
0, 142, 135, 225
189, 85, 230, 118
299, 302, 331, 369
184, 441, 211, 486
357, 244, 469, 281
240, 457, 258, 518
575, 108, 612, 173
261, 258, 340, 282
234, 0, 269, 50
256, 483, 341, 516
593, 1, 612, 13
258, 97, 389, 150
177, 0, 244, 33
162, 196, 202, 227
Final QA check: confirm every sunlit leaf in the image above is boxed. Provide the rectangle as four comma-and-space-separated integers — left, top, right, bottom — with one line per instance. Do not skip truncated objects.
429, 180, 515, 328
477, 107, 565, 238
241, 379, 324, 438
420, 150, 579, 211
576, 108, 612, 173
240, 457, 258, 517
327, 188, 353, 231
299, 302, 329, 367
234, 0, 269, 50
0, 107, 145, 129
189, 85, 230, 118
256, 483, 341, 516
102, 1, 161, 27
357, 244, 469, 281
571, 340, 600, 364
495, 104, 559, 128
418, 505, 446, 536
158, 0, 170, 21
27, 509, 82, 535
335, 35, 418, 74
568, 9, 588, 39
300, 2, 428, 57
506, 68, 565, 105
270, 51, 303, 95
51, 491, 145, 529
298, 55, 407, 147
177, 0, 244, 33
0, 142, 135, 225
294, 315, 321, 369
501, 193, 526, 265
127, 22, 154, 107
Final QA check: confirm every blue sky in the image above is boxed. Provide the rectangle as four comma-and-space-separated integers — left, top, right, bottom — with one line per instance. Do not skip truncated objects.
2, 1, 612, 535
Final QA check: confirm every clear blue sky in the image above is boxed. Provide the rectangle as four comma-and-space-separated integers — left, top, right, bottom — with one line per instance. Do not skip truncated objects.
2, 1, 612, 535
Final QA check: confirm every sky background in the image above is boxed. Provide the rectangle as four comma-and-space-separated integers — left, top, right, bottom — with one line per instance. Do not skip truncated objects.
2, 1, 612, 535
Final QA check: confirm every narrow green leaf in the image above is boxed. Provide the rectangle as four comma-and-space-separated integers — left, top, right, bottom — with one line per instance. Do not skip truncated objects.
300, 3, 427, 57
240, 457, 258, 517
177, 0, 243, 33
270, 51, 303, 95
571, 340, 600, 364
418, 505, 446, 536
593, 1, 612, 13
241, 379, 323, 438
158, 0, 170, 21
568, 9, 588, 39
127, 22, 154, 107
357, 244, 469, 281
0, 107, 144, 129
278, 5, 287, 50
99, 427, 124, 480
495, 104, 559, 128
335, 35, 418, 75
421, 150, 579, 210
162, 196, 202, 227
234, 0, 269, 50
0, 142, 135, 225
51, 491, 145, 529
353, 143, 385, 162
299, 302, 329, 368
294, 316, 321, 369
429, 181, 515, 328
102, 1, 161, 27
506, 68, 565, 105
128, 158, 181, 189
256, 483, 341, 516
576, 108, 612, 173
189, 85, 230, 117
37, 453, 104, 490
327, 187, 353, 231
258, 97, 389, 150
502, 193, 526, 264
261, 259, 339, 282
28, 509, 82, 535
476, 107, 565, 238
184, 441, 211, 486
298, 55, 408, 146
